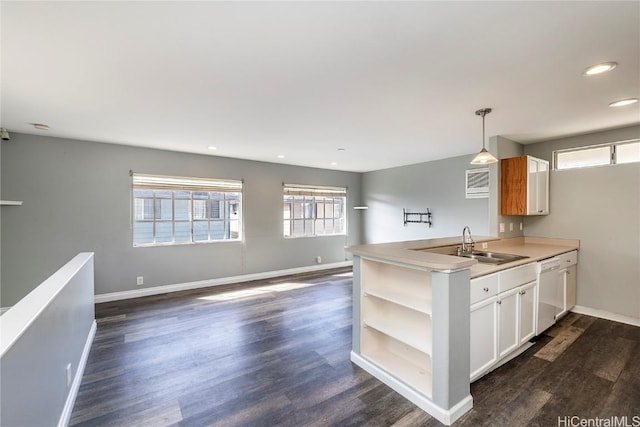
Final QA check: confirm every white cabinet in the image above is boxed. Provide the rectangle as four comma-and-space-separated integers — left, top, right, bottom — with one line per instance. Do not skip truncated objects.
498, 282, 537, 358
470, 263, 538, 381
470, 295, 499, 381
527, 156, 549, 215
498, 288, 519, 358
501, 155, 549, 216
518, 281, 537, 345
556, 251, 578, 319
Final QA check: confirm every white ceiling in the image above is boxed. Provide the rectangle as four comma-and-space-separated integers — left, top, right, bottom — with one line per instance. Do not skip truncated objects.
2, 1, 639, 172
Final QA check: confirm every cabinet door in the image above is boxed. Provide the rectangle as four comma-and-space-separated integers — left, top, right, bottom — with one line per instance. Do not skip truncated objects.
565, 265, 577, 311
537, 159, 549, 214
518, 281, 536, 345
470, 296, 499, 381
527, 157, 539, 215
555, 269, 567, 319
557, 266, 577, 319
498, 289, 519, 358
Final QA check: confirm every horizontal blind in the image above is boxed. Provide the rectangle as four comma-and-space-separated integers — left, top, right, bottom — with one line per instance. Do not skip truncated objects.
132, 173, 242, 192
283, 184, 347, 197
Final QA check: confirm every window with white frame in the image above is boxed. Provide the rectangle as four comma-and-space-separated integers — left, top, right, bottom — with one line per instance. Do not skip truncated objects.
554, 139, 640, 170
132, 173, 242, 246
283, 184, 347, 237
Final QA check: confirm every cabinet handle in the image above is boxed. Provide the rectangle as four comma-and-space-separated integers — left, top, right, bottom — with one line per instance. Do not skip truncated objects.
520, 290, 526, 295
483, 287, 489, 292
497, 300, 502, 305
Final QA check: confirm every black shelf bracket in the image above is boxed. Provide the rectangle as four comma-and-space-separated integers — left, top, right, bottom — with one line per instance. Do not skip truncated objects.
403, 208, 432, 228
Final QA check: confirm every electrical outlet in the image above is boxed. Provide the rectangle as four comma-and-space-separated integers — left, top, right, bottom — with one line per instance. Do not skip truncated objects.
499, 223, 505, 233
316, 256, 322, 264
520, 222, 523, 231
481, 242, 488, 249
65, 363, 72, 388
509, 223, 514, 232
136, 276, 144, 286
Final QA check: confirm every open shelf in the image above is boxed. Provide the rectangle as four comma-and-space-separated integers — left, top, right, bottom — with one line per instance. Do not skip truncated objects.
364, 288, 432, 315
362, 293, 432, 355
363, 318, 431, 355
361, 327, 432, 397
361, 258, 432, 314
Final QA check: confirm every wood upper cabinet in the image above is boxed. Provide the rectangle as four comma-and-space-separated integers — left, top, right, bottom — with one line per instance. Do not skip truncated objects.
501, 155, 549, 216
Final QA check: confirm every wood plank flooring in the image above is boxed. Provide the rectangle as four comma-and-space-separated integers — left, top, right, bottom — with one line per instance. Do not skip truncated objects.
70, 269, 640, 427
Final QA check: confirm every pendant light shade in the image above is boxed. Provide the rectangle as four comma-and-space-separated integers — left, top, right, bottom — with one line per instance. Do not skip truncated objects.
470, 108, 498, 165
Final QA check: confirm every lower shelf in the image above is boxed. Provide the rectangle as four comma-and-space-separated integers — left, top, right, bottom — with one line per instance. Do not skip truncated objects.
363, 349, 433, 398
361, 326, 432, 398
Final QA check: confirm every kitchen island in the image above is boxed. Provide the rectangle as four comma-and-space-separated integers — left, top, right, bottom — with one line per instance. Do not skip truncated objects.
346, 236, 579, 425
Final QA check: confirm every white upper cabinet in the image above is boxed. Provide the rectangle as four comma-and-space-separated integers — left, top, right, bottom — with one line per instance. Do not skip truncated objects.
527, 157, 549, 215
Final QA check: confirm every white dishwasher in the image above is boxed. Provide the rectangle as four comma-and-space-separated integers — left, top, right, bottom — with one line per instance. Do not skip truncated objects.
536, 257, 562, 335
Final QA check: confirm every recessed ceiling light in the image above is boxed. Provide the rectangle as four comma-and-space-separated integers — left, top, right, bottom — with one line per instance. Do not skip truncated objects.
33, 123, 50, 130
337, 148, 346, 152
608, 98, 639, 107
208, 146, 217, 150
277, 154, 285, 159
583, 62, 617, 76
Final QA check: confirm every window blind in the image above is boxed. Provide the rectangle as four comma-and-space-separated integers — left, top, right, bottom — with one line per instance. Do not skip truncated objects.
283, 184, 347, 198
132, 173, 242, 192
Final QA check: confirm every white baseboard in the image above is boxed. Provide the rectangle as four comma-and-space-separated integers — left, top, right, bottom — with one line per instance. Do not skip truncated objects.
350, 351, 472, 425
571, 305, 640, 328
58, 319, 97, 427
95, 261, 353, 303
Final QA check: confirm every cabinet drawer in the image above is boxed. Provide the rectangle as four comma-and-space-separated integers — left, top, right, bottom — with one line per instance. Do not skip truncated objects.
499, 263, 536, 293
470, 273, 499, 305
557, 250, 577, 267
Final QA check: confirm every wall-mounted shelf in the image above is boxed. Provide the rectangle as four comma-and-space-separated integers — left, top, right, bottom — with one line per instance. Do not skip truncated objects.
0, 200, 23, 206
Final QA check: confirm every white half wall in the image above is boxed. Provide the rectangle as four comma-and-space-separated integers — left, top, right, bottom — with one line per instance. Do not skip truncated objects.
0, 253, 96, 427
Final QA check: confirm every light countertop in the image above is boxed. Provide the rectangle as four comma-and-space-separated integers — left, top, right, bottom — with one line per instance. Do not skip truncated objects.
346, 236, 579, 278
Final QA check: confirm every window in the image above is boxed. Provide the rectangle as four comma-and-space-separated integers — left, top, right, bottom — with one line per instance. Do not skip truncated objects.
554, 139, 640, 170
283, 184, 347, 237
132, 173, 242, 246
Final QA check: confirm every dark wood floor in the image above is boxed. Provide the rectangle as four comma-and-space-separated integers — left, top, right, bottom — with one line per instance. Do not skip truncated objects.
71, 269, 640, 427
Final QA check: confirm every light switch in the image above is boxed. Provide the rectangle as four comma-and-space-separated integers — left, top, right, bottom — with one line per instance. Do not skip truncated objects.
499, 223, 505, 233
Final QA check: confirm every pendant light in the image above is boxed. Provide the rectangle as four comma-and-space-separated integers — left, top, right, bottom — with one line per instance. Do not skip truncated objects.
470, 108, 498, 165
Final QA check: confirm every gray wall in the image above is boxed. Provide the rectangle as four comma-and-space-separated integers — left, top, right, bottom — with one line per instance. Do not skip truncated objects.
489, 136, 526, 239
524, 125, 640, 320
360, 154, 489, 244
1, 253, 95, 427
1, 133, 361, 304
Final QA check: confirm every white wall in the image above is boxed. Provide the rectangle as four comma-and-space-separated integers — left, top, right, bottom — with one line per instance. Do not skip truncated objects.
524, 125, 640, 320
361, 154, 490, 243
0, 134, 361, 305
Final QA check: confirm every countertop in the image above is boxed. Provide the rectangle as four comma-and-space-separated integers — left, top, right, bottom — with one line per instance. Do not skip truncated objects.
346, 236, 579, 278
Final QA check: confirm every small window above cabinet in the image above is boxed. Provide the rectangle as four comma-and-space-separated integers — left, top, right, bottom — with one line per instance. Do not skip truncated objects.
500, 155, 549, 216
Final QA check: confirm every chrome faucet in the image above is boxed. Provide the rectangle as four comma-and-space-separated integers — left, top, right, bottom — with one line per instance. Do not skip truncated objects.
460, 226, 475, 255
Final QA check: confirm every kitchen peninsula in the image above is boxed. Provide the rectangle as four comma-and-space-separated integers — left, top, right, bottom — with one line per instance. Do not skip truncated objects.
346, 236, 579, 425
